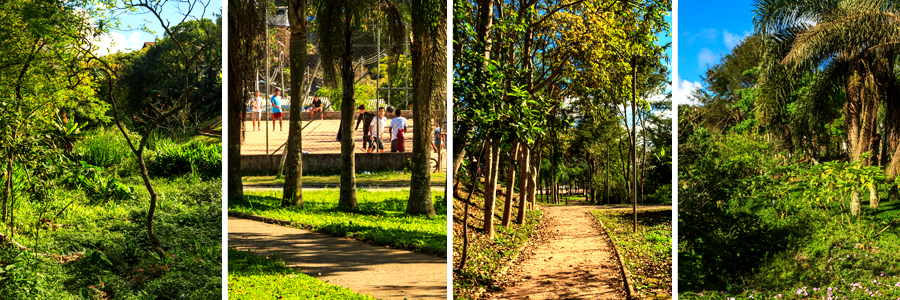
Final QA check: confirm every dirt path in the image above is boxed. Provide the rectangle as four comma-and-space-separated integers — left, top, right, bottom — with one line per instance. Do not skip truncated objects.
495, 203, 669, 300
228, 217, 447, 299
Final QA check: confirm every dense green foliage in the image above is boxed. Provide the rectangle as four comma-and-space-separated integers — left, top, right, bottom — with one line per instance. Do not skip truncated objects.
230, 190, 447, 254
679, 1, 900, 297
228, 248, 374, 299
0, 149, 222, 299
146, 140, 222, 179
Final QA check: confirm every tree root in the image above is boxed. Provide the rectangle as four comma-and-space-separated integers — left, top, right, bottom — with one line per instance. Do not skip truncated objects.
0, 232, 27, 250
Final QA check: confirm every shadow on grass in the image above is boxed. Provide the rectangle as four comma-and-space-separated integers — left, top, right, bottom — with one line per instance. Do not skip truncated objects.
232, 195, 447, 217
679, 205, 815, 292
228, 248, 293, 276
603, 209, 671, 228
231, 194, 447, 254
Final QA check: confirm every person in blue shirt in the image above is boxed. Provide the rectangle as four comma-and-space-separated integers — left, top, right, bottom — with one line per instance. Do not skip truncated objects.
270, 89, 283, 131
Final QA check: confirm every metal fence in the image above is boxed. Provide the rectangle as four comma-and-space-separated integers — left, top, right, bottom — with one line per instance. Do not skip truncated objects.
240, 17, 447, 172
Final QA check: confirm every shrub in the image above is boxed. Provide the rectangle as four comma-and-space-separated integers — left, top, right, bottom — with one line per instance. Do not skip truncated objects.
72, 127, 137, 169
147, 141, 221, 179
66, 161, 135, 202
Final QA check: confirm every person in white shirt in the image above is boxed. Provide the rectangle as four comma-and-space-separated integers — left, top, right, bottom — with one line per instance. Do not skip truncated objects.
368, 107, 388, 153
390, 109, 408, 152
249, 91, 263, 131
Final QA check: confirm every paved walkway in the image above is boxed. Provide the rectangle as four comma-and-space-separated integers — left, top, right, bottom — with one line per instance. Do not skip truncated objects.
228, 217, 448, 300
496, 203, 669, 299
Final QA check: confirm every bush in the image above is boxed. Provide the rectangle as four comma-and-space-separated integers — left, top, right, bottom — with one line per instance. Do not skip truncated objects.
72, 127, 137, 169
147, 141, 221, 179
65, 161, 135, 202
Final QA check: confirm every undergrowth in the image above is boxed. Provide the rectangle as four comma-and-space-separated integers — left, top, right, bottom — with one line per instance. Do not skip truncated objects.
594, 208, 672, 298
452, 180, 542, 299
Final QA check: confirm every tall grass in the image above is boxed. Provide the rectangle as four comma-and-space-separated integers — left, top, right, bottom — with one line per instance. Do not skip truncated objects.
73, 127, 137, 168
147, 141, 221, 179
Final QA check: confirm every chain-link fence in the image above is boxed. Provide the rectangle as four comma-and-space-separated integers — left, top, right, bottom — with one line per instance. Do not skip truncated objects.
240, 15, 447, 172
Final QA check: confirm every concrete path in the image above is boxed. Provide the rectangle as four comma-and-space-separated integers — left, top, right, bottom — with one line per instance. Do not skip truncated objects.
496, 203, 669, 299
228, 217, 448, 300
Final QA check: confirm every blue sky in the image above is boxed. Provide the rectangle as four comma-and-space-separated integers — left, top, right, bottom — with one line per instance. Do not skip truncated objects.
92, 1, 222, 54
675, 0, 756, 105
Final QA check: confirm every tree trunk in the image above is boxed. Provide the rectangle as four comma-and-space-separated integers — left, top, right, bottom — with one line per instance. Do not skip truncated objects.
528, 144, 541, 209
516, 145, 529, 224
453, 148, 467, 182
870, 184, 879, 209
339, 7, 358, 210
407, 1, 445, 216
501, 141, 519, 226
457, 170, 478, 273
484, 138, 500, 239
281, 0, 307, 207
2, 152, 10, 224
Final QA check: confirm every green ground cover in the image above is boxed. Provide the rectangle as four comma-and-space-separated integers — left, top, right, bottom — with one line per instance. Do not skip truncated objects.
536, 194, 590, 205
242, 171, 447, 186
0, 128, 222, 299
680, 200, 900, 300
227, 248, 374, 299
230, 190, 447, 254
680, 130, 900, 299
593, 209, 672, 298
452, 182, 543, 299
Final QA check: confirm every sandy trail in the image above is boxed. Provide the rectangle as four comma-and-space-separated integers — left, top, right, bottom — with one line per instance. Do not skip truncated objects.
495, 203, 669, 300
228, 217, 448, 299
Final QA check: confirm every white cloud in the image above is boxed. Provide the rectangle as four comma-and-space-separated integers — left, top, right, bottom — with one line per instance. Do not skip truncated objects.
674, 79, 702, 106
649, 93, 672, 118
93, 32, 146, 54
683, 28, 718, 46
697, 48, 718, 70
723, 29, 752, 49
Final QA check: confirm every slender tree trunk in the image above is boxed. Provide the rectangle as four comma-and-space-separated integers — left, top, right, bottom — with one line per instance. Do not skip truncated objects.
339, 7, 358, 210
457, 169, 478, 273
484, 138, 500, 239
631, 58, 637, 232
4, 150, 13, 235
2, 152, 10, 224
528, 144, 541, 209
281, 0, 307, 207
501, 140, 519, 226
516, 145, 529, 224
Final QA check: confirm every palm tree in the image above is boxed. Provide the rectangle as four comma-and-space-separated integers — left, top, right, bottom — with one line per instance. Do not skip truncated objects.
314, 0, 404, 209
754, 0, 900, 214
227, 0, 262, 205
281, 0, 307, 207
406, 0, 446, 217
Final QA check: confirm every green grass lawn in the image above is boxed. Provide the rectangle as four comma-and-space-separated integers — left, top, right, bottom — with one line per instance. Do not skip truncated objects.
593, 209, 672, 298
228, 248, 374, 299
229, 189, 447, 255
680, 199, 900, 300
452, 181, 543, 299
242, 171, 447, 186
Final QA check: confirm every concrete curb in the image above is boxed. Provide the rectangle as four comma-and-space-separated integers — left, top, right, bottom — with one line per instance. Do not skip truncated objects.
227, 211, 447, 257
593, 213, 637, 300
